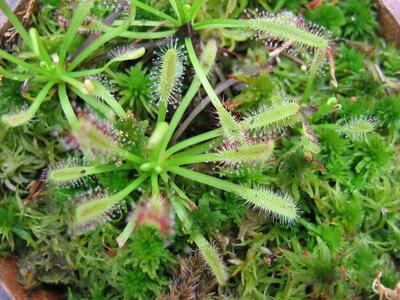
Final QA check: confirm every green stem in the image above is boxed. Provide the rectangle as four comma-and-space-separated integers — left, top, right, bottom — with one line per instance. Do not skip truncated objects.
168, 180, 197, 211
59, 0, 92, 63
151, 122, 170, 162
48, 163, 136, 183
164, 129, 221, 157
160, 173, 195, 227
0, 66, 32, 81
68, 19, 130, 71
185, 37, 245, 144
58, 83, 78, 127
302, 48, 325, 102
119, 94, 131, 106
68, 69, 106, 78
29, 28, 52, 66
132, 0, 179, 25
190, 0, 205, 21
159, 78, 202, 156
0, 49, 49, 75
68, 46, 146, 79
116, 206, 140, 248
60, 75, 87, 93
151, 172, 159, 196
193, 19, 249, 30
71, 86, 114, 116
0, 0, 32, 49
23, 81, 54, 115
116, 148, 146, 164
169, 166, 237, 193
184, 38, 222, 110
190, 231, 227, 285
92, 81, 126, 117
127, 20, 174, 27
156, 98, 168, 125
302, 71, 316, 102
164, 153, 220, 167
168, 0, 183, 23
109, 174, 148, 203
1, 81, 54, 127
171, 138, 222, 158
81, 163, 135, 176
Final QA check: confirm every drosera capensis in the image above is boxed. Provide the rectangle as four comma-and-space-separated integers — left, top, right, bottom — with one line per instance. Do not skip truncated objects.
28, 0, 348, 286
45, 37, 316, 284
338, 116, 376, 140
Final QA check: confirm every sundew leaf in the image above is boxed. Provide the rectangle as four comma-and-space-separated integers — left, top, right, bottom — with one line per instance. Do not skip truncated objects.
109, 47, 146, 64
338, 116, 375, 140
218, 107, 247, 145
70, 189, 117, 235
236, 185, 299, 225
200, 39, 218, 76
216, 141, 275, 167
45, 160, 88, 188
248, 10, 330, 51
191, 232, 228, 285
151, 43, 186, 108
242, 98, 300, 136
71, 118, 119, 161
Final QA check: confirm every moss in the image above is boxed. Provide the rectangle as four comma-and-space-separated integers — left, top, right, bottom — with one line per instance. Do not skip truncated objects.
1, 0, 399, 299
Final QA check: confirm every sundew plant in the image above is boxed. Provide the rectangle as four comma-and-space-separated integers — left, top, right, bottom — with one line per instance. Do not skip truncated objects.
0, 0, 378, 288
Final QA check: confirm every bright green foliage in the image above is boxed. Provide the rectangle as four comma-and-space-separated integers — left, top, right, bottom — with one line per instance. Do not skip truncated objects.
381, 44, 400, 77
129, 227, 174, 279
97, 170, 131, 193
336, 46, 366, 76
0, 78, 25, 114
284, 238, 340, 296
374, 96, 400, 136
191, 191, 245, 236
120, 267, 169, 300
191, 197, 227, 235
230, 72, 276, 111
305, 4, 345, 35
340, 0, 378, 40
276, 150, 319, 199
352, 133, 393, 179
302, 221, 344, 254
112, 64, 154, 118
0, 200, 31, 253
